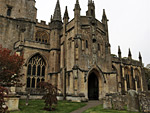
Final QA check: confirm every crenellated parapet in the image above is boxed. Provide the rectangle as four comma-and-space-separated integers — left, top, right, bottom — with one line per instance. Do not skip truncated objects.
36, 19, 50, 28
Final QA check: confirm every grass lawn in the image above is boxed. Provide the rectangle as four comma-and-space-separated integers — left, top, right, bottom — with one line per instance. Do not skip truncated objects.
11, 100, 86, 113
83, 104, 142, 113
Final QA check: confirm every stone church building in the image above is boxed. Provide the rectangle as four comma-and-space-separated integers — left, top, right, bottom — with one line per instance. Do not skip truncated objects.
0, 0, 148, 101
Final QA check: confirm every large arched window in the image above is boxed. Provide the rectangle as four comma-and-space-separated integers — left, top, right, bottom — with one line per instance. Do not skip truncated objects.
35, 30, 49, 44
26, 54, 46, 88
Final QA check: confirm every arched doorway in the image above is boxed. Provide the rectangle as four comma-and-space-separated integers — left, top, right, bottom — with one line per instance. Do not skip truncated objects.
88, 72, 99, 100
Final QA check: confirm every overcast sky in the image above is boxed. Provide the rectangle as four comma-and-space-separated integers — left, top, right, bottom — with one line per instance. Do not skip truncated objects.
35, 0, 150, 66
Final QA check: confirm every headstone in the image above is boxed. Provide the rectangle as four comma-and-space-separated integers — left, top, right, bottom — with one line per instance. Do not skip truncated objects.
127, 90, 140, 112
103, 96, 112, 109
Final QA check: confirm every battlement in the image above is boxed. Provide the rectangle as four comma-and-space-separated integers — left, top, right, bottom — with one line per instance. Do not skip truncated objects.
36, 19, 50, 26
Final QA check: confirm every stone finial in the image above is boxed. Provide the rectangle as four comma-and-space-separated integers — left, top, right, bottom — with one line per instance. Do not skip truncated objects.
53, 0, 62, 21
128, 48, 132, 59
74, 0, 81, 11
63, 6, 69, 20
88, 0, 92, 4
76, 0, 79, 4
102, 9, 108, 22
139, 52, 142, 63
118, 46, 121, 58
50, 15, 53, 22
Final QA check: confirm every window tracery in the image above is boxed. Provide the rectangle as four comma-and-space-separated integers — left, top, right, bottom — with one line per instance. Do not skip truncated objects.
26, 54, 46, 88
35, 30, 49, 44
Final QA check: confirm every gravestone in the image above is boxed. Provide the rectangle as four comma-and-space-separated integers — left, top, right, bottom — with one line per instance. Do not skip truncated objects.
127, 90, 140, 112
103, 96, 112, 109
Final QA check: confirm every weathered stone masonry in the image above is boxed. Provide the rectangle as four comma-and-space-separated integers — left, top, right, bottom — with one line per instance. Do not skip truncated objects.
0, 0, 148, 101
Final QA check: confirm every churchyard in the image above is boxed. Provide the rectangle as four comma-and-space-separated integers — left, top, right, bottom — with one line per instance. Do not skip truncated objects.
10, 99, 143, 113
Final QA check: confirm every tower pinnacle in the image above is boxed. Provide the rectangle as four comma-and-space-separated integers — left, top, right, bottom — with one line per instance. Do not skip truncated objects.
139, 52, 142, 63
74, 0, 81, 11
102, 9, 108, 23
128, 48, 132, 59
53, 0, 62, 21
63, 6, 69, 20
88, 0, 92, 4
118, 46, 121, 58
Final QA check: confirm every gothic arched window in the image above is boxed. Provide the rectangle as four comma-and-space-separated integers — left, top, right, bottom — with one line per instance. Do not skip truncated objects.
35, 30, 49, 44
26, 54, 46, 88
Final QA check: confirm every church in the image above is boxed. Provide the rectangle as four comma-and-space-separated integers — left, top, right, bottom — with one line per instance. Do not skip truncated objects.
0, 0, 148, 101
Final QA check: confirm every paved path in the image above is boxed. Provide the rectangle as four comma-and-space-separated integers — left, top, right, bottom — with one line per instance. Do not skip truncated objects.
71, 101, 102, 113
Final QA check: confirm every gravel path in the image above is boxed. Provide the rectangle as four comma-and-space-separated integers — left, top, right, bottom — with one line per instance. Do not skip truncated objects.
71, 100, 102, 113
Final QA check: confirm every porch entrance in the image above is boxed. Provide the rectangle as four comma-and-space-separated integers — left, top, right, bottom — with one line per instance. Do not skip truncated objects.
88, 72, 99, 100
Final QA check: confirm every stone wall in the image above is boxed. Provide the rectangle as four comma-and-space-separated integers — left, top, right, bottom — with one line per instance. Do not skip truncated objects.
103, 93, 126, 110
103, 92, 150, 112
139, 92, 150, 113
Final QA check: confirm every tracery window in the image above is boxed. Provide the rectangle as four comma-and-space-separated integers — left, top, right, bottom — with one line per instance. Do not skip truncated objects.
35, 30, 49, 44
26, 54, 46, 88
